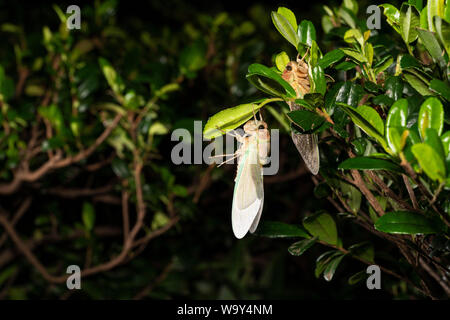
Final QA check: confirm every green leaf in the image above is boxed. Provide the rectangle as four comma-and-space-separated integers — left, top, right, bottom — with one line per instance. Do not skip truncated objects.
340, 48, 368, 63
408, 0, 423, 11
357, 105, 385, 136
418, 97, 444, 139
317, 49, 345, 69
82, 202, 96, 232
349, 242, 375, 263
344, 28, 364, 46
335, 61, 357, 70
179, 39, 207, 77
416, 28, 446, 68
203, 103, 263, 139
288, 237, 318, 256
411, 143, 446, 181
348, 270, 367, 285
339, 181, 362, 213
343, 0, 359, 15
403, 71, 434, 96
427, 0, 445, 32
425, 128, 445, 160
339, 7, 356, 28
246, 63, 296, 98
399, 54, 422, 69
98, 57, 125, 96
384, 76, 404, 101
433, 16, 450, 52
315, 251, 341, 278
297, 20, 316, 47
275, 51, 290, 72
400, 4, 420, 43
429, 78, 450, 100
338, 157, 402, 172
254, 221, 310, 238
277, 7, 298, 32
334, 82, 364, 108
323, 253, 346, 281
287, 109, 326, 133
380, 4, 401, 33
441, 131, 450, 157
375, 211, 445, 234
386, 98, 409, 154
337, 103, 388, 150
271, 11, 299, 47
374, 56, 394, 75
303, 211, 338, 245
310, 65, 326, 95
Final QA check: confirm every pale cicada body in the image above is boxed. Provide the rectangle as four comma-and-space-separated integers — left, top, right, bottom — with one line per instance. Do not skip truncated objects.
231, 119, 270, 239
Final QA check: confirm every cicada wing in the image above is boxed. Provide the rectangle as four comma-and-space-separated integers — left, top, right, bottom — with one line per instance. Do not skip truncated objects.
288, 101, 320, 175
291, 132, 319, 175
232, 145, 264, 239
249, 191, 263, 234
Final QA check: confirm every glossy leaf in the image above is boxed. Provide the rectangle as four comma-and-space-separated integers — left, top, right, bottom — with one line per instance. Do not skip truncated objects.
424, 128, 445, 160
441, 131, 450, 157
275, 51, 290, 72
427, 0, 445, 32
338, 157, 402, 172
411, 143, 446, 181
375, 211, 445, 234
400, 4, 420, 43
380, 4, 401, 33
433, 16, 450, 52
357, 105, 385, 136
297, 20, 316, 47
271, 11, 299, 47
203, 103, 263, 139
429, 78, 450, 101
287, 109, 326, 133
416, 28, 446, 68
403, 71, 434, 96
337, 103, 388, 151
288, 237, 318, 256
386, 98, 408, 154
317, 49, 345, 69
323, 253, 346, 281
349, 242, 375, 263
303, 211, 338, 245
254, 221, 310, 238
310, 65, 326, 95
246, 63, 297, 98
418, 97, 444, 139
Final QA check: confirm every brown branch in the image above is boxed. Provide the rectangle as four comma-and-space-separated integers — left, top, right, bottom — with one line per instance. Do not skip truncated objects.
45, 184, 115, 198
121, 180, 130, 243
419, 258, 450, 297
0, 197, 32, 248
402, 174, 419, 209
0, 113, 123, 195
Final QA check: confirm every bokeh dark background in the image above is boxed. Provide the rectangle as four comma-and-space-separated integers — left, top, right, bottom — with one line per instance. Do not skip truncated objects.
0, 0, 406, 299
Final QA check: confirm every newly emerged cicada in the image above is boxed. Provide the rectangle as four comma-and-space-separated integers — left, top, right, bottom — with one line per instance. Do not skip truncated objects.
282, 55, 320, 175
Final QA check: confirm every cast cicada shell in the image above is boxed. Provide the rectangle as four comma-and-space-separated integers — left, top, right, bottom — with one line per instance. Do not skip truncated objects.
282, 56, 320, 175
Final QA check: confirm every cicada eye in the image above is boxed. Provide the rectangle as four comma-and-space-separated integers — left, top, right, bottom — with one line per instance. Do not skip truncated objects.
286, 65, 292, 71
